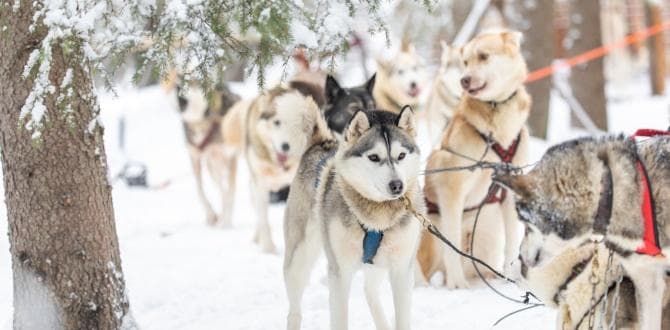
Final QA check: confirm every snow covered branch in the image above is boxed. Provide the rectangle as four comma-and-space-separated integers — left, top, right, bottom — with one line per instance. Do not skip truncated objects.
17, 0, 392, 138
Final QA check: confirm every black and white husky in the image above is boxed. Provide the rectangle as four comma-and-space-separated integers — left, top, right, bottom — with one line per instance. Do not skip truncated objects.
283, 108, 424, 330
322, 74, 376, 135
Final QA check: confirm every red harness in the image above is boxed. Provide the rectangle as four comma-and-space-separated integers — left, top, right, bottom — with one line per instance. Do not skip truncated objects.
631, 128, 669, 256
425, 133, 521, 214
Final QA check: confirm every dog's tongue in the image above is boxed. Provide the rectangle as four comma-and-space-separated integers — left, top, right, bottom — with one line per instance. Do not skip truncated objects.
408, 88, 420, 98
277, 153, 288, 164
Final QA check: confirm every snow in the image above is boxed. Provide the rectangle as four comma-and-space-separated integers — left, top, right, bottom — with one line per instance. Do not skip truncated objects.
291, 21, 319, 49
1, 47, 670, 330
11, 267, 63, 330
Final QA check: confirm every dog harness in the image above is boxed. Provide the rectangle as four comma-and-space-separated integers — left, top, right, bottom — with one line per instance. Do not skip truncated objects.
631, 128, 669, 256
425, 132, 522, 214
196, 122, 221, 151
362, 227, 384, 264
590, 128, 668, 257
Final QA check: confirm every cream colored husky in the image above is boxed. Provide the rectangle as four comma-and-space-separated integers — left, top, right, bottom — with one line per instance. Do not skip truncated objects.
374, 42, 427, 113
420, 30, 531, 288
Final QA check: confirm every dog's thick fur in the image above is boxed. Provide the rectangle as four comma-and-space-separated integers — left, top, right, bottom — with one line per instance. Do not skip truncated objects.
425, 41, 463, 146
177, 83, 241, 226
374, 43, 426, 113
283, 109, 424, 330
225, 84, 327, 253
420, 31, 531, 288
497, 135, 670, 329
323, 74, 377, 135
521, 242, 670, 329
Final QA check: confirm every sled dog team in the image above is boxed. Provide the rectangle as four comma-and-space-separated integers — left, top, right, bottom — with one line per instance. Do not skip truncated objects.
171, 30, 670, 330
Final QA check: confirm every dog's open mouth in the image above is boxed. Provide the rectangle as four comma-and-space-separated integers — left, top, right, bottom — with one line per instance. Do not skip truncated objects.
407, 88, 420, 98
468, 83, 486, 95
276, 153, 288, 165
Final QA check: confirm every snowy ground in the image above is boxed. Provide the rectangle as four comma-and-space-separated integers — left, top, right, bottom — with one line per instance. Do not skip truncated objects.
1, 73, 669, 329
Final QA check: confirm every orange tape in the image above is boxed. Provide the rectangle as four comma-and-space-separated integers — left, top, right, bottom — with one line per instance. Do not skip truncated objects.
525, 21, 670, 83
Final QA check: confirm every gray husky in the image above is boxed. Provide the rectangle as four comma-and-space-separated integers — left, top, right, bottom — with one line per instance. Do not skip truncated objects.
283, 108, 424, 330
496, 134, 670, 329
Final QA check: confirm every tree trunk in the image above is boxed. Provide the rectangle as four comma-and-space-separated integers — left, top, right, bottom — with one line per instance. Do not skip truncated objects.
646, 2, 666, 95
509, 0, 554, 138
0, 3, 132, 329
569, 0, 608, 131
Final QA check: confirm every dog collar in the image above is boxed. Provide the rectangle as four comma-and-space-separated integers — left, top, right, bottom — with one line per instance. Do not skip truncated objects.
486, 90, 518, 110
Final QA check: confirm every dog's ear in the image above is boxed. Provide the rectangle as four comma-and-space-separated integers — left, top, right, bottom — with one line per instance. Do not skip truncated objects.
494, 173, 534, 200
376, 57, 392, 74
502, 31, 523, 51
325, 75, 343, 103
365, 73, 376, 94
396, 105, 416, 137
345, 110, 370, 142
440, 41, 450, 65
401, 39, 416, 54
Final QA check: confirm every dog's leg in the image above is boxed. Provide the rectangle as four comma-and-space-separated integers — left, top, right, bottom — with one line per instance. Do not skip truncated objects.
623, 259, 665, 330
328, 265, 354, 330
389, 262, 412, 330
220, 154, 237, 228
189, 149, 217, 225
284, 227, 321, 330
413, 258, 429, 287
437, 188, 469, 289
250, 179, 276, 253
364, 267, 390, 330
501, 197, 522, 275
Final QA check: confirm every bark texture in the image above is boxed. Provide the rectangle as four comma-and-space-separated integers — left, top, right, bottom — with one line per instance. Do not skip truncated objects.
569, 0, 608, 130
509, 0, 554, 138
0, 3, 131, 329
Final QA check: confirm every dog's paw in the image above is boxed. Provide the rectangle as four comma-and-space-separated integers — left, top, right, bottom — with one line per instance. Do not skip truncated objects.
414, 276, 429, 288
218, 214, 232, 228
260, 241, 278, 254
445, 273, 469, 290
206, 213, 218, 226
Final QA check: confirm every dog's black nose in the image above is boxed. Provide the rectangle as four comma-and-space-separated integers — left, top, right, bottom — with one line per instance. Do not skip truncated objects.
460, 76, 471, 89
410, 81, 417, 89
389, 180, 403, 195
281, 143, 290, 152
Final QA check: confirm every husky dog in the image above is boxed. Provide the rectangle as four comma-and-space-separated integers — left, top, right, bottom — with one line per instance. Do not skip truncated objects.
323, 74, 377, 135
496, 135, 670, 329
176, 82, 240, 226
421, 30, 531, 288
283, 108, 424, 330
217, 83, 325, 253
521, 242, 670, 329
374, 42, 426, 113
425, 41, 463, 146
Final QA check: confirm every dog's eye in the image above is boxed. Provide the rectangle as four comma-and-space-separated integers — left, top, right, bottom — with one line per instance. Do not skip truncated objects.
368, 154, 380, 162
397, 69, 404, 75
463, 60, 468, 66
274, 120, 281, 127
398, 152, 406, 160
478, 53, 488, 61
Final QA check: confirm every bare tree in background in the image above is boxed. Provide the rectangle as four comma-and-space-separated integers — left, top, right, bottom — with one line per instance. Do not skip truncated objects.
0, 4, 132, 329
507, 0, 555, 138
569, 0, 608, 130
